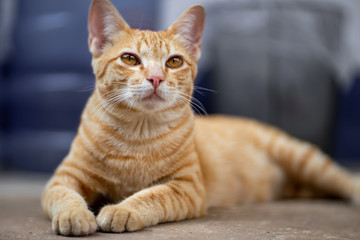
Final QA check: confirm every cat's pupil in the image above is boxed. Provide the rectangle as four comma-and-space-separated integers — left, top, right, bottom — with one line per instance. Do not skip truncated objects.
166, 56, 183, 68
121, 53, 139, 65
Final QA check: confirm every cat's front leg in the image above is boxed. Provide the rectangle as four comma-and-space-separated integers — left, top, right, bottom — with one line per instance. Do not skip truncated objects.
42, 185, 98, 236
42, 173, 98, 236
97, 174, 206, 232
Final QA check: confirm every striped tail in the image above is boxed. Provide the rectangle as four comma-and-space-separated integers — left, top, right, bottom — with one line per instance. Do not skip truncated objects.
251, 121, 360, 204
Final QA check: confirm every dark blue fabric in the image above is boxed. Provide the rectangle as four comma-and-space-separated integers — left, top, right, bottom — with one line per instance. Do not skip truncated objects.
1, 0, 158, 172
336, 74, 360, 162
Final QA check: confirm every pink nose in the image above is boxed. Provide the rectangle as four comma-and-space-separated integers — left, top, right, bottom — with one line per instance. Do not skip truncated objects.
147, 76, 164, 89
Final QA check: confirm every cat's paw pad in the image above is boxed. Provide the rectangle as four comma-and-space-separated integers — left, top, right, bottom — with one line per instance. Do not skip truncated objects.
52, 208, 97, 236
96, 205, 145, 232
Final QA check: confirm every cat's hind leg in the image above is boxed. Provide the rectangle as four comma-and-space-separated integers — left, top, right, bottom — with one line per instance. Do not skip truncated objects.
251, 124, 360, 204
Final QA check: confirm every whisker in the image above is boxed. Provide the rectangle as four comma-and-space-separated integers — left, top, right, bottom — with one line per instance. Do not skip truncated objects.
174, 90, 208, 115
89, 89, 130, 119
77, 85, 96, 93
194, 86, 217, 93
127, 98, 137, 111
175, 85, 217, 96
190, 96, 208, 115
105, 82, 128, 85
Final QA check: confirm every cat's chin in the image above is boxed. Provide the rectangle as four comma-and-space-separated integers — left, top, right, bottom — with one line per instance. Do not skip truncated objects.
137, 93, 171, 112
141, 93, 165, 102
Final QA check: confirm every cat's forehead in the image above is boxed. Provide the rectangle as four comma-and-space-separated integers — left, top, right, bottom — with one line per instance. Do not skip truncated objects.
114, 29, 181, 60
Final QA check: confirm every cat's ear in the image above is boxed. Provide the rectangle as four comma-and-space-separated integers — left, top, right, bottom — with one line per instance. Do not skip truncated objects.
88, 0, 129, 57
168, 5, 205, 62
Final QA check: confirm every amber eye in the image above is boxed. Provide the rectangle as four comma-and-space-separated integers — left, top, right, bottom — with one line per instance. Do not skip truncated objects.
166, 56, 183, 68
121, 53, 140, 66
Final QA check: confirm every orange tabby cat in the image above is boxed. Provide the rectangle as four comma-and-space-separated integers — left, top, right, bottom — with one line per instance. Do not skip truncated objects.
41, 0, 360, 236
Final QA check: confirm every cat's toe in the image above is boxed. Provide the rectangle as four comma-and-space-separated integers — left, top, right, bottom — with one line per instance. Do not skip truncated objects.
125, 211, 145, 232
96, 205, 145, 233
96, 205, 120, 232
52, 209, 97, 236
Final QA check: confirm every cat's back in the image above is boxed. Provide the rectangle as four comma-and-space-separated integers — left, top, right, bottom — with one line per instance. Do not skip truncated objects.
194, 115, 258, 141
194, 115, 262, 159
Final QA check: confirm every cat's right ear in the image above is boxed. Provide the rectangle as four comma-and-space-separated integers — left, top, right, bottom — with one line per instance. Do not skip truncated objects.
88, 0, 129, 57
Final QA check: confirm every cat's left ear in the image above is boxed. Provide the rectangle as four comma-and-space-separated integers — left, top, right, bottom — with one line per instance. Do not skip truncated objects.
88, 0, 130, 57
168, 5, 205, 62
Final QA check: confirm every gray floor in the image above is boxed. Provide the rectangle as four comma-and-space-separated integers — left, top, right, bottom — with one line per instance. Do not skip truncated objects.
1, 172, 360, 240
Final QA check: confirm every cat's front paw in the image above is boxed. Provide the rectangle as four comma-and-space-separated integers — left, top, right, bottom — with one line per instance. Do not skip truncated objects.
52, 208, 97, 236
96, 205, 145, 232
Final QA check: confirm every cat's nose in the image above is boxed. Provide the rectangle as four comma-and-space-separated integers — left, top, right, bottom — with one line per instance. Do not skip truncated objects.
146, 76, 164, 90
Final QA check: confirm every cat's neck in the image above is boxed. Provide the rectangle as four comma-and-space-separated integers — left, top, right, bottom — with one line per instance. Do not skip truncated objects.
84, 90, 194, 141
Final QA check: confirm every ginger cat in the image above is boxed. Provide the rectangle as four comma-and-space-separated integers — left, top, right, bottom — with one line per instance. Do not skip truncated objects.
41, 0, 360, 236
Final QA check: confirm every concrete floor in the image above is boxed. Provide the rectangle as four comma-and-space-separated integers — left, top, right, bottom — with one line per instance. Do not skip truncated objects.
1, 172, 360, 240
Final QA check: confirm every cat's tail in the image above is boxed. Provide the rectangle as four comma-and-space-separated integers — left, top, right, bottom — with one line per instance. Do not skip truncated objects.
249, 120, 360, 205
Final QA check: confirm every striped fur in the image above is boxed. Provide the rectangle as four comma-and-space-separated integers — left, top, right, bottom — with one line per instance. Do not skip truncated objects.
41, 0, 360, 236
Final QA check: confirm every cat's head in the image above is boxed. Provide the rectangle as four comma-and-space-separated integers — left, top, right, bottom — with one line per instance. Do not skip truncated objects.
88, 0, 205, 113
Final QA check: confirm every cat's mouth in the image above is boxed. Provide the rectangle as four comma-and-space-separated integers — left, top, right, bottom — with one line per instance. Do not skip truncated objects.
141, 92, 165, 102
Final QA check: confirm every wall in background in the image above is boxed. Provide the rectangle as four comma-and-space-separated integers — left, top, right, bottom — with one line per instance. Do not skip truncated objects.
159, 0, 360, 163
1, 0, 359, 172
159, 0, 360, 87
0, 0, 159, 172
336, 74, 360, 162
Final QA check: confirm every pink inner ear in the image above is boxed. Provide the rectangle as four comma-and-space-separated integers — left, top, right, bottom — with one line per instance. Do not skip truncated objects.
89, 12, 104, 41
189, 6, 205, 43
89, 37, 103, 57
88, 1, 108, 56
88, 0, 129, 57
169, 5, 205, 61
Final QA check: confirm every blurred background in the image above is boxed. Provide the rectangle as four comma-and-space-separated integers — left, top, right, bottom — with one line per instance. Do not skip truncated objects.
0, 0, 359, 173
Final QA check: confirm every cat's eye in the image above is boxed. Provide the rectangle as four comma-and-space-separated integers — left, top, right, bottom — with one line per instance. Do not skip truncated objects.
166, 56, 183, 68
121, 53, 140, 66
